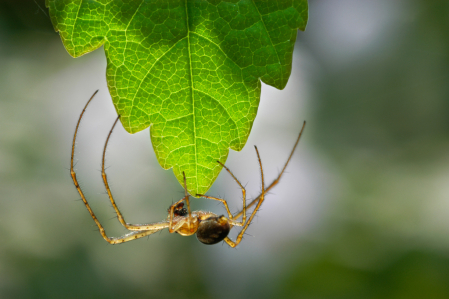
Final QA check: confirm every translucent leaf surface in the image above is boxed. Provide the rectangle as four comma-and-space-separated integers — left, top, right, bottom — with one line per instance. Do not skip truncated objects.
47, 0, 308, 194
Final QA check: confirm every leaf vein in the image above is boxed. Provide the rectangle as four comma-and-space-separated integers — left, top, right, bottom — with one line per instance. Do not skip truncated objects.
191, 32, 242, 71
71, 0, 83, 56
250, 0, 284, 83
127, 37, 187, 130
193, 88, 238, 135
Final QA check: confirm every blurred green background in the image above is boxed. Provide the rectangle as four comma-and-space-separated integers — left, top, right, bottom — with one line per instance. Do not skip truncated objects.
1, 0, 449, 298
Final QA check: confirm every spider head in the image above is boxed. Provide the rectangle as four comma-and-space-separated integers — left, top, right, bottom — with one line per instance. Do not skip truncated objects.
196, 215, 230, 245
169, 202, 188, 217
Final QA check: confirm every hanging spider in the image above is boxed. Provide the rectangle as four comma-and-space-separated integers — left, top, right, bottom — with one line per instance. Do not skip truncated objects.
70, 91, 306, 247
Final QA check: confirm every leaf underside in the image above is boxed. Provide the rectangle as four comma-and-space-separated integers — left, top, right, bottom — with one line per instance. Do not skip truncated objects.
47, 0, 308, 195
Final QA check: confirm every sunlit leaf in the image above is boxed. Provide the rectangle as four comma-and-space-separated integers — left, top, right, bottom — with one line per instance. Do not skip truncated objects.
47, 0, 308, 194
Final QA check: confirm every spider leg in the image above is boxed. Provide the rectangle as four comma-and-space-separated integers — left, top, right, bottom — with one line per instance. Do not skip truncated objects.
225, 146, 265, 248
170, 216, 195, 234
106, 228, 164, 244
101, 115, 127, 225
232, 121, 306, 220
194, 194, 235, 223
70, 91, 112, 240
196, 161, 247, 226
182, 171, 194, 233
167, 172, 197, 233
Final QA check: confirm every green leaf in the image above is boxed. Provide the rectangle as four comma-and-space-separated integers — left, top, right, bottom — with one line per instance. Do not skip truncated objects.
47, 0, 308, 195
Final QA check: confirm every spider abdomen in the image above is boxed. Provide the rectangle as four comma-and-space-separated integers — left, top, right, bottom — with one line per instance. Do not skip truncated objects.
196, 215, 231, 245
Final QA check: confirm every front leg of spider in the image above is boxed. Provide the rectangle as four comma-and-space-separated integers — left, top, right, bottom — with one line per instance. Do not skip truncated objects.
168, 171, 195, 234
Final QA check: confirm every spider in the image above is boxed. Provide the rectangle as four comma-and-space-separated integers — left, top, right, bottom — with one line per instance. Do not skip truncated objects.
70, 91, 306, 247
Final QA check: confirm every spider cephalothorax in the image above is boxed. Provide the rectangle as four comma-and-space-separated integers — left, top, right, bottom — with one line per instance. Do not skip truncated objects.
70, 91, 305, 247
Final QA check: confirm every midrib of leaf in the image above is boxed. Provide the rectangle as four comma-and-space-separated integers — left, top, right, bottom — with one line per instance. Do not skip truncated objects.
184, 0, 198, 193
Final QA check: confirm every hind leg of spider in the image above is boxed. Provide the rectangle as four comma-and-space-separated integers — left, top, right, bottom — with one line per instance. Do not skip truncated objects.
100, 113, 143, 230
232, 121, 306, 220
100, 113, 170, 231
196, 161, 246, 226
224, 146, 265, 248
100, 115, 130, 227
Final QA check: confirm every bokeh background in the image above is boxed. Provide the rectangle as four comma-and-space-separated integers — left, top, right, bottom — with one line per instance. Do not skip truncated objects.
1, 0, 449, 298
